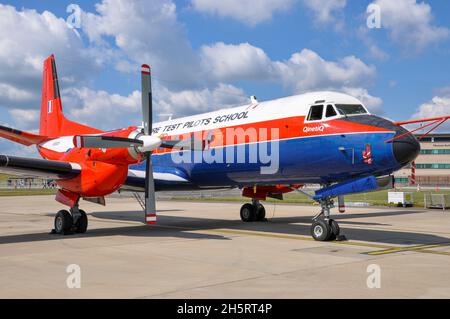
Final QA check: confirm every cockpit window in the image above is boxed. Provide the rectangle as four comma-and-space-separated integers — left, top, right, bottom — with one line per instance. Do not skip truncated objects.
326, 104, 337, 117
307, 105, 323, 121
335, 104, 367, 115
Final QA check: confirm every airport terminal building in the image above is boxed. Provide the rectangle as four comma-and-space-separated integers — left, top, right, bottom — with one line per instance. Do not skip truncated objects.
395, 133, 450, 186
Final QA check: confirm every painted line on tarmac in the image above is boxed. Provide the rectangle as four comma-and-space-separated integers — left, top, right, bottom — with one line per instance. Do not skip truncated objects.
89, 217, 450, 256
205, 228, 450, 257
364, 242, 450, 256
204, 228, 393, 249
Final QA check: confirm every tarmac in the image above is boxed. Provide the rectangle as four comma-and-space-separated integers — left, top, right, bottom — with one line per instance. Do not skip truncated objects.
1, 195, 450, 298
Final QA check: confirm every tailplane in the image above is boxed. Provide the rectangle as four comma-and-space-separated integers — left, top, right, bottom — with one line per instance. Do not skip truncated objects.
40, 55, 101, 137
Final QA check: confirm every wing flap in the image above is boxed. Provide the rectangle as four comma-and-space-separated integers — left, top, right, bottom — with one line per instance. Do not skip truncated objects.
0, 155, 80, 179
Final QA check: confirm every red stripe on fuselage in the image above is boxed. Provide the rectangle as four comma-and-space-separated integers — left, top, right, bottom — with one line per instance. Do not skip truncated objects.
154, 115, 392, 154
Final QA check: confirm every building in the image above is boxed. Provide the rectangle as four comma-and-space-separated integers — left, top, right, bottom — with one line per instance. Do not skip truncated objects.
395, 133, 450, 186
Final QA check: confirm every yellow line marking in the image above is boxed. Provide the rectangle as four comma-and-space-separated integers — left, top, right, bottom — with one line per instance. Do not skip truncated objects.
88, 218, 450, 257
204, 228, 393, 249
366, 242, 450, 256
418, 249, 450, 256
204, 228, 450, 257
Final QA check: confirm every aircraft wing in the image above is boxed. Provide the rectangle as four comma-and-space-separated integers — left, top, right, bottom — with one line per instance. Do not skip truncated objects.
0, 155, 81, 179
122, 166, 197, 191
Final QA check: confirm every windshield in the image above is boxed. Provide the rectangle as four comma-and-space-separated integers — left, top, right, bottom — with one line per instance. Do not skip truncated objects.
335, 104, 368, 115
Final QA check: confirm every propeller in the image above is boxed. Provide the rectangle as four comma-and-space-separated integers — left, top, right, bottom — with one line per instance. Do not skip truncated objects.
72, 65, 205, 225
141, 64, 156, 224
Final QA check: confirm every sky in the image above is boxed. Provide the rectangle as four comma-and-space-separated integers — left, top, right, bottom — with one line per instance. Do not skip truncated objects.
0, 0, 450, 156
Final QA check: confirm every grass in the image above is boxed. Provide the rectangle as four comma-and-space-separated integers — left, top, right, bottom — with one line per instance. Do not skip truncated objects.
1, 179, 449, 208
0, 174, 11, 181
0, 189, 57, 196
0, 174, 57, 196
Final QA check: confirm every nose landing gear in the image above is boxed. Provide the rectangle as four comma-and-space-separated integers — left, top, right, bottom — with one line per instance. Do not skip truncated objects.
52, 205, 88, 235
311, 197, 345, 241
240, 199, 267, 222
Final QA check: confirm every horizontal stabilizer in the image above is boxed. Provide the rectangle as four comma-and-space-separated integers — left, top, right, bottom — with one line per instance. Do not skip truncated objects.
0, 125, 48, 146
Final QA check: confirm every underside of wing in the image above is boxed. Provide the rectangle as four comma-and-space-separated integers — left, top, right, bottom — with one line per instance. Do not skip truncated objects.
0, 155, 81, 179
122, 166, 199, 191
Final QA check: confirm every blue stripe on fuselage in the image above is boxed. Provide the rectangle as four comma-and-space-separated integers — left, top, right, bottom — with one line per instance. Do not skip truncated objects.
129, 132, 400, 186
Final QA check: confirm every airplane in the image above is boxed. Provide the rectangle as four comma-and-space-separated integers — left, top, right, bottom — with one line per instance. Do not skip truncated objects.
0, 55, 447, 241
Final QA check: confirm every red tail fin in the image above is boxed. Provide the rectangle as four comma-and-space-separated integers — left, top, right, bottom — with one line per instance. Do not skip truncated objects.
40, 55, 102, 137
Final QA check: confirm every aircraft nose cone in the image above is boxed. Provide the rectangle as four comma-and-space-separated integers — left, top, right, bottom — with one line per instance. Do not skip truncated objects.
392, 133, 420, 166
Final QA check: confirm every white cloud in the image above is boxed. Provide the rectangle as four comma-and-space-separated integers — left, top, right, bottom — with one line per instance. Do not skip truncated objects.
201, 43, 376, 93
8, 109, 40, 130
191, 0, 294, 26
0, 83, 36, 104
62, 87, 141, 130
0, 0, 383, 149
374, 0, 449, 51
341, 87, 383, 113
156, 83, 249, 118
412, 94, 450, 120
81, 0, 201, 89
0, 4, 98, 109
357, 27, 389, 61
201, 42, 274, 81
277, 49, 376, 92
302, 0, 346, 25
409, 93, 450, 131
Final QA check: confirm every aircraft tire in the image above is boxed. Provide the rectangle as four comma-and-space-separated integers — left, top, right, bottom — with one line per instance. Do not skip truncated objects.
255, 204, 266, 221
240, 203, 257, 222
328, 219, 340, 241
75, 210, 88, 233
54, 210, 73, 234
311, 219, 331, 241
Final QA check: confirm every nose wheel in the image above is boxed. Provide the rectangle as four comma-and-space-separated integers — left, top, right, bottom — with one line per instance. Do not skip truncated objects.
240, 199, 266, 222
310, 197, 345, 241
311, 218, 340, 241
52, 206, 88, 235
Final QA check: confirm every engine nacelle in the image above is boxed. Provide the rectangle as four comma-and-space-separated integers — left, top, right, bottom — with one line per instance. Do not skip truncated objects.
314, 175, 394, 200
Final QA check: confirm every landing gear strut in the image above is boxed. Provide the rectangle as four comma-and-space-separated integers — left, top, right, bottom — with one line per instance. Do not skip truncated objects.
52, 205, 88, 235
240, 199, 266, 222
310, 197, 344, 241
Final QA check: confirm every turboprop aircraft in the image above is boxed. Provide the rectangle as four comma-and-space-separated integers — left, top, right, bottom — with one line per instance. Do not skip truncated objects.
0, 55, 447, 241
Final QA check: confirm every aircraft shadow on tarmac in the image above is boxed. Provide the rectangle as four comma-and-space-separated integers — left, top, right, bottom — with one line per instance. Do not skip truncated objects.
1, 207, 449, 246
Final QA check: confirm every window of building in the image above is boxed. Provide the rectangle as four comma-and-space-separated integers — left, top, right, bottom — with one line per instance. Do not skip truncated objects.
395, 178, 409, 184
433, 137, 450, 142
415, 164, 450, 169
325, 104, 337, 118
307, 105, 324, 121
420, 149, 450, 154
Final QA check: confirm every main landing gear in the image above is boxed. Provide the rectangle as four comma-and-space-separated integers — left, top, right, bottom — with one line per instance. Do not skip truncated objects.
310, 197, 345, 241
52, 205, 88, 235
240, 199, 267, 222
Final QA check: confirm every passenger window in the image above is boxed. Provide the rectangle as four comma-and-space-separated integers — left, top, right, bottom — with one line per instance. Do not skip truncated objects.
326, 104, 337, 118
307, 105, 323, 121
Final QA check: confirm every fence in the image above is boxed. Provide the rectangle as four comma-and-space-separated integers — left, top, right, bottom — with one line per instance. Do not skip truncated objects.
0, 178, 56, 190
424, 193, 450, 210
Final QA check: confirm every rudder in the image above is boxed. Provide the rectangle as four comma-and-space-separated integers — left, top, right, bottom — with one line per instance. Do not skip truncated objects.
39, 55, 102, 137
40, 55, 64, 137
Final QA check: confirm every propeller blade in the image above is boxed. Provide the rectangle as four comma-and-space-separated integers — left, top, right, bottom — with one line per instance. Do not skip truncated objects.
142, 63, 156, 224
160, 138, 205, 151
144, 156, 156, 224
141, 64, 152, 135
74, 135, 143, 149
